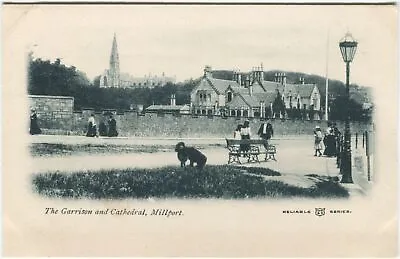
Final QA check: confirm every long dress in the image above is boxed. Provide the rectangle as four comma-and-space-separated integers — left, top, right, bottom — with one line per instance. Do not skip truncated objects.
86, 117, 97, 137
240, 127, 251, 153
29, 113, 42, 135
323, 128, 336, 157
107, 118, 118, 137
99, 122, 108, 136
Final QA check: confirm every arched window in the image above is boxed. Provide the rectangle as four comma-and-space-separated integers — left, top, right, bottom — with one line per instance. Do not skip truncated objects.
231, 110, 236, 116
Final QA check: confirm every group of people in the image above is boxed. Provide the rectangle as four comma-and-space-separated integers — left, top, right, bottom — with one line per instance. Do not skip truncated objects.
233, 119, 274, 152
313, 122, 341, 157
86, 114, 118, 138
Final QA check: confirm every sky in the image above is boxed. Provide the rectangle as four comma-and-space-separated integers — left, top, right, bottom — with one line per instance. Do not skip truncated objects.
7, 4, 398, 88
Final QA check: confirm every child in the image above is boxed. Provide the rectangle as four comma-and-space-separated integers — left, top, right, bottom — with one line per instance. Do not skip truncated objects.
314, 126, 323, 157
233, 124, 242, 140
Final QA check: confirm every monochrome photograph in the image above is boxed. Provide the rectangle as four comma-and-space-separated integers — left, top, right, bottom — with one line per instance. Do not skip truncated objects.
2, 3, 398, 257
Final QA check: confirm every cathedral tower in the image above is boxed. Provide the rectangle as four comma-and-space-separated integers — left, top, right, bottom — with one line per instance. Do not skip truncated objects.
108, 33, 120, 87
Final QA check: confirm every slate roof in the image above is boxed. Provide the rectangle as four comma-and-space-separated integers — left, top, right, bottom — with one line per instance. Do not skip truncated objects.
297, 84, 316, 98
206, 77, 240, 94
260, 81, 283, 93
145, 105, 189, 111
227, 92, 278, 108
227, 86, 249, 96
227, 95, 249, 108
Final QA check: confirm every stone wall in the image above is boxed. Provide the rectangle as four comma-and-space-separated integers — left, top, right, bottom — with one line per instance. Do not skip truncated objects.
71, 112, 373, 138
29, 95, 372, 137
29, 95, 74, 130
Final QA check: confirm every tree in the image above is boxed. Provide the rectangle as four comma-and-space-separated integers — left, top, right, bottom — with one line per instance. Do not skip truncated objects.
272, 91, 285, 118
329, 95, 372, 122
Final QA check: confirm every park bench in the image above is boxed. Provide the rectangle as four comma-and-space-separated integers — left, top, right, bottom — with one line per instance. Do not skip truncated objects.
225, 138, 277, 164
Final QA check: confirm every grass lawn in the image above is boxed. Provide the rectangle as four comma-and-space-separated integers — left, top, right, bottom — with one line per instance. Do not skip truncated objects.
30, 143, 223, 157
32, 165, 349, 199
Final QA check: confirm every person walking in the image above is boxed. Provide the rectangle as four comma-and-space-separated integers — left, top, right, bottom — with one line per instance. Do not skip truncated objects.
29, 108, 42, 135
107, 115, 118, 137
86, 114, 97, 137
257, 119, 274, 149
314, 126, 323, 157
323, 122, 336, 157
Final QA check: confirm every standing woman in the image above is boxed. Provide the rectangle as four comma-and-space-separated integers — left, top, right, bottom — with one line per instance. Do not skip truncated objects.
29, 108, 42, 135
86, 114, 97, 137
240, 120, 251, 154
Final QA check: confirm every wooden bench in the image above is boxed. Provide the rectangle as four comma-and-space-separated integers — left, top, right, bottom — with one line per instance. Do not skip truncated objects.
225, 138, 277, 164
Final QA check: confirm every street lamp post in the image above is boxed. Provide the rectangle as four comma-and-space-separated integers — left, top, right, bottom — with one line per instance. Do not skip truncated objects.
339, 33, 358, 184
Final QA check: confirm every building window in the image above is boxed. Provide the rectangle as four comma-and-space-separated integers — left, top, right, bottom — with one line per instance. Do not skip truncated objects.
231, 110, 236, 116
227, 92, 233, 102
103, 76, 108, 86
243, 110, 249, 117
202, 109, 206, 115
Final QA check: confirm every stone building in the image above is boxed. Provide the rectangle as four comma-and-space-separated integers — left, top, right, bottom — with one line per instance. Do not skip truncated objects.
99, 34, 176, 88
190, 65, 321, 118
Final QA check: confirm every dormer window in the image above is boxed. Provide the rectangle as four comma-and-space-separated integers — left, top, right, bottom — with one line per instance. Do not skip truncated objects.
227, 91, 233, 102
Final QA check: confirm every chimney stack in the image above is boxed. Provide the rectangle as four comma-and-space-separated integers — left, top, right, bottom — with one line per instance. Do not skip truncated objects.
260, 63, 264, 81
249, 84, 253, 96
283, 73, 287, 85
237, 72, 242, 86
245, 75, 250, 87
204, 65, 212, 78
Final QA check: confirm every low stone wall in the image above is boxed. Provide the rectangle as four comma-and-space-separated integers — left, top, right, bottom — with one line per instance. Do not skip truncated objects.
29, 95, 74, 130
29, 95, 373, 138
68, 112, 372, 138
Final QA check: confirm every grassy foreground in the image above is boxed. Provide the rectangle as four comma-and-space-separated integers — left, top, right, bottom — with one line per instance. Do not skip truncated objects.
30, 143, 222, 157
32, 165, 349, 199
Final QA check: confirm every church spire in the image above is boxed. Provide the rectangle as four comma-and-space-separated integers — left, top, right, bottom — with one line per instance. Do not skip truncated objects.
109, 33, 120, 87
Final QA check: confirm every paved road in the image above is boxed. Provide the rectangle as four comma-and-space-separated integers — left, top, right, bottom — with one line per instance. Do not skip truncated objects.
30, 135, 339, 178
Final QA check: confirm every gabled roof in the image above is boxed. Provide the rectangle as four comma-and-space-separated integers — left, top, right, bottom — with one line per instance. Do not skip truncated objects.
227, 92, 278, 109
297, 84, 316, 98
251, 81, 267, 93
227, 85, 249, 96
206, 77, 240, 94
227, 95, 249, 108
241, 95, 261, 107
260, 81, 283, 93
253, 92, 277, 105
283, 83, 299, 95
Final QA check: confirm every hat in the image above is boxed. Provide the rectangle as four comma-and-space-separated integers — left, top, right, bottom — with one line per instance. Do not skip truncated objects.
315, 126, 320, 129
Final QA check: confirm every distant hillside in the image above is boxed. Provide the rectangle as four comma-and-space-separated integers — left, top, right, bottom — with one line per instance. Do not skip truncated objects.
211, 69, 373, 106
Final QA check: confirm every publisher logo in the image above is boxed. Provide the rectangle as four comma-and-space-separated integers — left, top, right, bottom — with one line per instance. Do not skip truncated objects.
315, 208, 326, 217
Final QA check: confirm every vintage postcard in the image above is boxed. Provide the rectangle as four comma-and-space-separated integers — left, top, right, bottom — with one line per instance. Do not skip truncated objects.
2, 3, 398, 257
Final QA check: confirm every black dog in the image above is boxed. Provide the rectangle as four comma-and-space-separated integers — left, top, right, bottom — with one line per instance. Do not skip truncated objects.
175, 142, 207, 169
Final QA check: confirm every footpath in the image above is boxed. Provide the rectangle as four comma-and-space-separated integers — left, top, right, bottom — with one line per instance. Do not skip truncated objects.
29, 134, 372, 196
